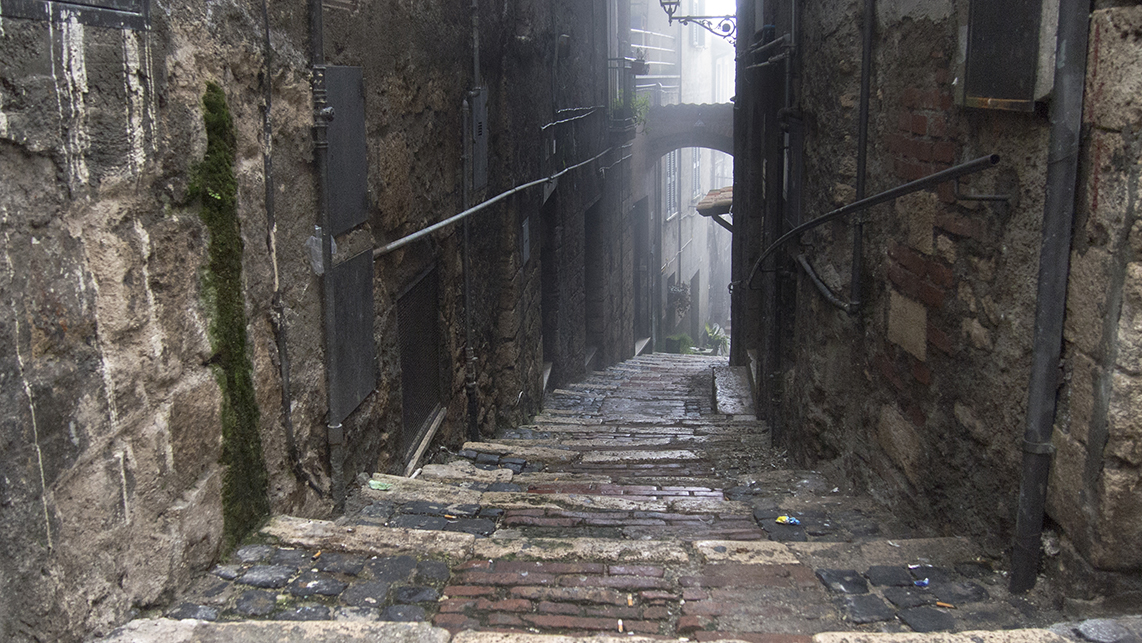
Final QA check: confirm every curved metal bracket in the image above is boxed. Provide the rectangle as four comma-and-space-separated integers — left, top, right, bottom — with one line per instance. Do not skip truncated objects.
669, 15, 737, 45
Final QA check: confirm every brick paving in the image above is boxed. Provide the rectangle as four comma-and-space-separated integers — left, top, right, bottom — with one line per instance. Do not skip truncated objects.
126, 353, 1104, 642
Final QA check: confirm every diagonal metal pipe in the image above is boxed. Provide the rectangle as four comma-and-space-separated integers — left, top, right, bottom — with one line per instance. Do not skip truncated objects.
742, 154, 1000, 290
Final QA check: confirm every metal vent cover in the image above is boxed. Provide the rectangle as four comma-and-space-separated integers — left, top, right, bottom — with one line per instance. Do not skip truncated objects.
964, 0, 1043, 112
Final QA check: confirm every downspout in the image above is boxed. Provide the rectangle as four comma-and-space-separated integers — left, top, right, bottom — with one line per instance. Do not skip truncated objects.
849, 0, 873, 311
308, 0, 341, 498
1010, 0, 1091, 593
464, 0, 481, 442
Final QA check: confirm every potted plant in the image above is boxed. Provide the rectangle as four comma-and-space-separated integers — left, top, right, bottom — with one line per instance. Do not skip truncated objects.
631, 49, 650, 75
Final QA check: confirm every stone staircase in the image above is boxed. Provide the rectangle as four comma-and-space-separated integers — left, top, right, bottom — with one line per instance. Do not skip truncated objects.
102, 354, 1135, 643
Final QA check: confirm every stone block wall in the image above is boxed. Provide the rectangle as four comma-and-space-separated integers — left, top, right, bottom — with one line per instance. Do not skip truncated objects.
1048, 6, 1142, 588
784, 0, 1142, 587
0, 0, 628, 640
788, 0, 1057, 559
0, 2, 319, 640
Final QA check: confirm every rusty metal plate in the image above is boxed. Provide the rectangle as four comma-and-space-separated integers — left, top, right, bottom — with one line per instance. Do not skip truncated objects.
326, 66, 369, 236
328, 249, 376, 425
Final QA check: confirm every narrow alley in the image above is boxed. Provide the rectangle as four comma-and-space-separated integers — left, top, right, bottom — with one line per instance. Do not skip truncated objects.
103, 354, 1127, 642
3, 0, 1142, 639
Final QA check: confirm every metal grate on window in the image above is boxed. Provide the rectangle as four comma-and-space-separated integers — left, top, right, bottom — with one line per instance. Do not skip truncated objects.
397, 266, 443, 462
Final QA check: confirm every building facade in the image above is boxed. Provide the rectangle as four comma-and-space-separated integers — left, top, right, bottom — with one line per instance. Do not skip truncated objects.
731, 0, 1142, 597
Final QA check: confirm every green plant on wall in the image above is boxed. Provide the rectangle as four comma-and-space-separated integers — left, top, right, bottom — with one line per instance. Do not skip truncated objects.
631, 93, 650, 130
705, 322, 728, 356
665, 333, 694, 355
190, 82, 270, 550
610, 91, 651, 130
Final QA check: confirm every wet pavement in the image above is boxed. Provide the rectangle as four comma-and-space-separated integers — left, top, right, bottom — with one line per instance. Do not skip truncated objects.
105, 353, 1139, 643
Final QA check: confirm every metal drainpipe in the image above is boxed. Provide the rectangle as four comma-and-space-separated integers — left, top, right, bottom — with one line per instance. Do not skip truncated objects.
849, 0, 874, 311
464, 0, 481, 443
308, 0, 341, 499
1010, 0, 1091, 593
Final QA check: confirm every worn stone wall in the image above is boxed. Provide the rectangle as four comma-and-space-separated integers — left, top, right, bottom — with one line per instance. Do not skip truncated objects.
788, 0, 1053, 558
0, 0, 320, 640
0, 0, 627, 641
1049, 5, 1142, 594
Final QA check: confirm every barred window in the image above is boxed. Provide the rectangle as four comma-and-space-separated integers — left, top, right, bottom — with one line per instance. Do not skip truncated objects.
691, 149, 702, 200
689, 0, 706, 47
665, 150, 680, 217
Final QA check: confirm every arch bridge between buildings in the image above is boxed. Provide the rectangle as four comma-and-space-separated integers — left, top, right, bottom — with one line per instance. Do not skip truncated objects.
644, 102, 734, 161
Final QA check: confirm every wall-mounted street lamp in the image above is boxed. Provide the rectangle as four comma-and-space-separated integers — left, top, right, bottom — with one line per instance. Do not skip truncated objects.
658, 0, 737, 45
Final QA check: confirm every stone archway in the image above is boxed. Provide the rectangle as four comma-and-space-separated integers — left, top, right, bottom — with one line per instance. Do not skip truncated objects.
645, 102, 734, 161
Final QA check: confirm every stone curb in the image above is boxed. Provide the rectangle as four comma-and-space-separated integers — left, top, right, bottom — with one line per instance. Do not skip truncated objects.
261, 516, 475, 560
812, 630, 1071, 643
97, 619, 451, 642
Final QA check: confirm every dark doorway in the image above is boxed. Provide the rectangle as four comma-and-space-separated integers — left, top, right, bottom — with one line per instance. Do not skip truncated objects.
397, 266, 442, 462
584, 201, 604, 368
540, 193, 560, 389
633, 197, 651, 346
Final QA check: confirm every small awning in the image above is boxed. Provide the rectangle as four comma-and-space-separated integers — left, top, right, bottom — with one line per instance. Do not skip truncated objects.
696, 186, 732, 216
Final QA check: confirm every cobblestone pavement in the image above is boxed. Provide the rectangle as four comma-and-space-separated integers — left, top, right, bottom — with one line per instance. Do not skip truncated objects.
107, 354, 1139, 643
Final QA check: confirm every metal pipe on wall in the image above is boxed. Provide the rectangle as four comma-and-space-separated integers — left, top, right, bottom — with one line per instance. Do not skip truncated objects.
308, 0, 342, 498
373, 148, 613, 259
795, 254, 854, 313
849, 0, 874, 311
463, 0, 481, 443
264, 0, 322, 494
743, 154, 1000, 289
1010, 0, 1091, 594
759, 3, 787, 441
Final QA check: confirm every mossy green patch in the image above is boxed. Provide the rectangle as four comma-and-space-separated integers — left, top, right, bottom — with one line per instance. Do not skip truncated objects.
192, 82, 270, 550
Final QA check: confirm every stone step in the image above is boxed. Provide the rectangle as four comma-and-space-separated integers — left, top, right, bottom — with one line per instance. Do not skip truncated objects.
98, 618, 1090, 643
133, 353, 1078, 641
100, 619, 450, 642
713, 365, 755, 415
142, 520, 1017, 639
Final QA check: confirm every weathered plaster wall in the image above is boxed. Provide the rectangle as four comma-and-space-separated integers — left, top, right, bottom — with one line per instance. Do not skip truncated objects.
0, 1, 321, 640
789, 0, 1051, 557
1049, 5, 1142, 596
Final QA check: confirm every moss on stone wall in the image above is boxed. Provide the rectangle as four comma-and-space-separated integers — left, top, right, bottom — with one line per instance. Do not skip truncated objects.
192, 82, 270, 550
